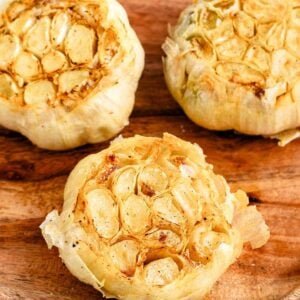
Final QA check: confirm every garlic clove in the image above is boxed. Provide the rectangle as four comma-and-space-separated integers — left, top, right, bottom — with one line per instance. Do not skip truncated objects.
23, 16, 51, 57
13, 51, 40, 80
110, 240, 139, 276
24, 80, 55, 105
86, 189, 119, 240
143, 257, 180, 286
121, 194, 151, 235
65, 24, 96, 65
58, 70, 89, 94
0, 73, 18, 99
50, 12, 70, 47
0, 34, 20, 68
42, 50, 68, 74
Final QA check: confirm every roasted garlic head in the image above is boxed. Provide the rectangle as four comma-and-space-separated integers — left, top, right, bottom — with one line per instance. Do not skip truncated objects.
0, 0, 144, 150
41, 134, 269, 299
163, 0, 300, 146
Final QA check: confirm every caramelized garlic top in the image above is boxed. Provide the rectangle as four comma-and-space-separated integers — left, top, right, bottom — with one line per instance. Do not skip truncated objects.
72, 134, 237, 285
0, 0, 121, 109
172, 0, 300, 104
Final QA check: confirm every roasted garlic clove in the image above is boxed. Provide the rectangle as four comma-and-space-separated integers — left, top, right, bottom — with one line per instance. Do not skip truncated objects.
190, 36, 214, 61
6, 1, 27, 21
13, 51, 40, 80
50, 12, 70, 46
112, 166, 138, 200
65, 24, 96, 64
138, 165, 169, 197
9, 11, 36, 36
216, 37, 248, 60
172, 179, 202, 227
86, 189, 119, 239
232, 11, 255, 39
189, 227, 228, 264
0, 73, 18, 99
41, 50, 68, 74
244, 46, 270, 73
143, 257, 180, 286
152, 193, 185, 226
58, 70, 89, 94
121, 194, 151, 235
23, 16, 51, 57
110, 240, 139, 276
0, 34, 20, 68
73, 4, 101, 27
24, 80, 56, 105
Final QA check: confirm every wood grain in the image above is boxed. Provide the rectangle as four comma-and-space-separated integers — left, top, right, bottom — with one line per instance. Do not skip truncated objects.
0, 0, 299, 299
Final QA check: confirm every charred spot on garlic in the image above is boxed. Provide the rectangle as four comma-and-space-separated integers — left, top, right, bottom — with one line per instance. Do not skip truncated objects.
41, 134, 270, 299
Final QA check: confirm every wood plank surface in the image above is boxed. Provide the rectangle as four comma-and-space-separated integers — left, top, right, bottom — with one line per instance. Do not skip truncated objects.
0, 1, 299, 299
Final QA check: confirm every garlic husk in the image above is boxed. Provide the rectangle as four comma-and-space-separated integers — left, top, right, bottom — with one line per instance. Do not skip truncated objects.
41, 133, 269, 299
268, 129, 300, 147
0, 0, 144, 150
163, 0, 300, 145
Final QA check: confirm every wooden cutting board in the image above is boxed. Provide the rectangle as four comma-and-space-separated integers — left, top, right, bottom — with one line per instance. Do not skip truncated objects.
0, 1, 299, 299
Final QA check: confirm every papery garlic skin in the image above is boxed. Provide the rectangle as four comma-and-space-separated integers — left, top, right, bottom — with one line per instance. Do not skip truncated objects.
163, 0, 300, 145
41, 133, 269, 299
0, 0, 144, 150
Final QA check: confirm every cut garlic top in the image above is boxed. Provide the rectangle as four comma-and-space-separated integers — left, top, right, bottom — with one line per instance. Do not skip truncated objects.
163, 0, 300, 145
0, 0, 144, 150
41, 134, 269, 300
